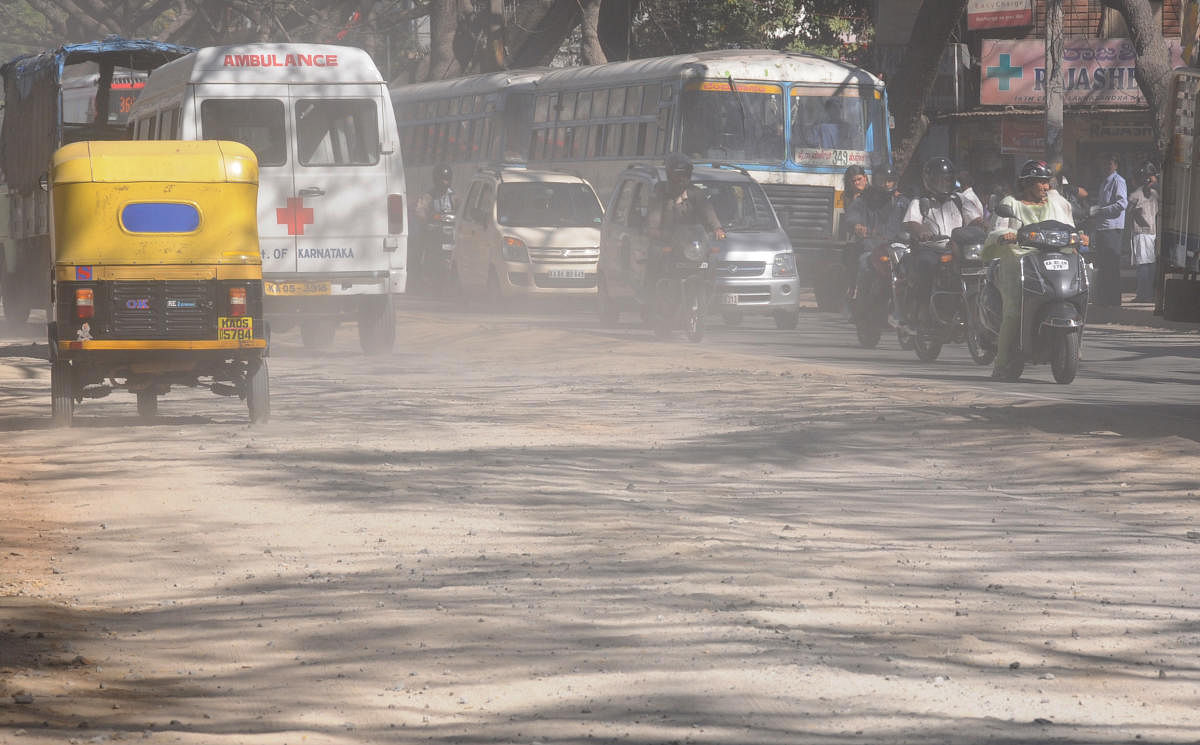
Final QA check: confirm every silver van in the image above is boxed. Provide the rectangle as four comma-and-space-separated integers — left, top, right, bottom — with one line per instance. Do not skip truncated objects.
597, 164, 800, 329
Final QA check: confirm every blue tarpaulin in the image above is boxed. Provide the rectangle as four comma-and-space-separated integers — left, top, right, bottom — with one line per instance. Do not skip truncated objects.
2, 36, 194, 100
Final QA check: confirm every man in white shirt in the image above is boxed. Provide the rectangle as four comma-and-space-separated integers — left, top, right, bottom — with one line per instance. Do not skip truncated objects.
899, 156, 984, 326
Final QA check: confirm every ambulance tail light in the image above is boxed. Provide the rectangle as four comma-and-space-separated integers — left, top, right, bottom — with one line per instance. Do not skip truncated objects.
388, 194, 404, 234
228, 287, 247, 317
75, 288, 94, 319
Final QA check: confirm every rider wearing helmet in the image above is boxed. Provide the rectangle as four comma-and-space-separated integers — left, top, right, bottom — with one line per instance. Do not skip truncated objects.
644, 153, 726, 299
413, 164, 456, 291
984, 159, 1077, 378
898, 156, 984, 326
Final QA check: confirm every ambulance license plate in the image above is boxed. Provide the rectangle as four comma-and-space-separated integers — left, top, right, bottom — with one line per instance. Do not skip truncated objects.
265, 280, 332, 296
218, 317, 254, 341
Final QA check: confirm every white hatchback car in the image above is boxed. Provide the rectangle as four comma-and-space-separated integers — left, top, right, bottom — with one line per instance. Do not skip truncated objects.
452, 166, 604, 303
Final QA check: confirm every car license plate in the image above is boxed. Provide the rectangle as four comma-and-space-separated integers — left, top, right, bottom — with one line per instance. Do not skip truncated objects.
218, 316, 254, 341
265, 280, 332, 296
1043, 259, 1069, 271
548, 270, 586, 279
723, 293, 739, 305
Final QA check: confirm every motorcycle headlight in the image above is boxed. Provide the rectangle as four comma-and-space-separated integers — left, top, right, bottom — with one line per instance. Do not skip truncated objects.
772, 252, 797, 278
1019, 228, 1074, 248
683, 240, 707, 262
502, 237, 528, 262
960, 244, 982, 262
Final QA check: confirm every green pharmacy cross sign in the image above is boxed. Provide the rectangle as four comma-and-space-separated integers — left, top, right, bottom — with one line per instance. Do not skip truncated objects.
987, 53, 1023, 91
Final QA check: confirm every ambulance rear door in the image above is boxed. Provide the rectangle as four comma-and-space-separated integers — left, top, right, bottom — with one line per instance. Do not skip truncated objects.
289, 82, 390, 284
193, 83, 298, 275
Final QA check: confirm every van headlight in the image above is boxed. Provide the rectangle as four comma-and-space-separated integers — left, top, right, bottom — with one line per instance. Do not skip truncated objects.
502, 237, 528, 262
683, 240, 707, 262
772, 252, 797, 278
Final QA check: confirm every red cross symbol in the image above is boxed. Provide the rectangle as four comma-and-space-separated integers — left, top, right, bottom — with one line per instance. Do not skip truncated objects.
276, 197, 314, 236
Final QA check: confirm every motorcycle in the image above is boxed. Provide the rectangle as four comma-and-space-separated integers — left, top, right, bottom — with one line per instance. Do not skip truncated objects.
850, 236, 907, 349
897, 224, 987, 361
977, 208, 1089, 383
652, 224, 717, 342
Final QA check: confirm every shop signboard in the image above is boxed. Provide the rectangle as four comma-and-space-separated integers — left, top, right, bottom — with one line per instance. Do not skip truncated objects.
981, 38, 1184, 106
967, 0, 1032, 31
1000, 119, 1045, 154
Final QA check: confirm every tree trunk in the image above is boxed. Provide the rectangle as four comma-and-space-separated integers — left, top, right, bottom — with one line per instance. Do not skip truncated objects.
507, 0, 579, 68
1046, 0, 1065, 174
580, 0, 606, 65
888, 0, 968, 182
598, 0, 638, 61
1104, 0, 1174, 161
428, 0, 465, 80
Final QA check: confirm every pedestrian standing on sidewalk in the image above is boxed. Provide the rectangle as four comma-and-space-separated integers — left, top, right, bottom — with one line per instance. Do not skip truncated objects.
1128, 161, 1159, 303
1089, 153, 1128, 306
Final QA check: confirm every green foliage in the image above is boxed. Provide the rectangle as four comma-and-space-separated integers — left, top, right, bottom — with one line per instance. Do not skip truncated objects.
0, 1, 53, 61
632, 0, 872, 61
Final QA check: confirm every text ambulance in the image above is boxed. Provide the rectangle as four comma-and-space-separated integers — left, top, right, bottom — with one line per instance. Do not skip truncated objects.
129, 44, 407, 353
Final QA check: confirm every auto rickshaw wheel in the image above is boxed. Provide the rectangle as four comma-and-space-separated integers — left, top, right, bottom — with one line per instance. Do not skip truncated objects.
50, 360, 74, 427
301, 320, 337, 350
136, 390, 158, 418
246, 358, 270, 424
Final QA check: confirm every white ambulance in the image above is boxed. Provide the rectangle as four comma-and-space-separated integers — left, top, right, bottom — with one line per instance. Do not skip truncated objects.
129, 44, 407, 353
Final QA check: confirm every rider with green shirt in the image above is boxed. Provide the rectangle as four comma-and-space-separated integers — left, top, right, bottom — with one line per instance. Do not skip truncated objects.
983, 160, 1078, 379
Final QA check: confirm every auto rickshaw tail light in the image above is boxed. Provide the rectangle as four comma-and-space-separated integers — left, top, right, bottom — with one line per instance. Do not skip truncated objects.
388, 194, 404, 234
229, 287, 247, 317
75, 288, 94, 319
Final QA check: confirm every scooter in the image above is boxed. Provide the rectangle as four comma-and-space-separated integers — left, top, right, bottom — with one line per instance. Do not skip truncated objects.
977, 207, 1089, 383
652, 224, 717, 342
850, 236, 906, 349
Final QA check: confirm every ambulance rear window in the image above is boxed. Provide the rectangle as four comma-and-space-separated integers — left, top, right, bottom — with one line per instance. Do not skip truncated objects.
121, 203, 201, 233
201, 99, 287, 166
296, 99, 379, 167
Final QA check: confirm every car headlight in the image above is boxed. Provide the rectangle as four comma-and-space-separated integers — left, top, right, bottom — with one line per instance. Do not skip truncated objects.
502, 237, 528, 262
683, 240, 707, 262
772, 252, 797, 278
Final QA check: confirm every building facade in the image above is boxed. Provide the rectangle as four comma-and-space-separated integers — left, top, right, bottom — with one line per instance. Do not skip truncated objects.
873, 0, 1180, 196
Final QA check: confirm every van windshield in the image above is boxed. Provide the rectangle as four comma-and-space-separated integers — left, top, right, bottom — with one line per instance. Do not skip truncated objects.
496, 182, 603, 228
694, 180, 779, 232
201, 99, 286, 166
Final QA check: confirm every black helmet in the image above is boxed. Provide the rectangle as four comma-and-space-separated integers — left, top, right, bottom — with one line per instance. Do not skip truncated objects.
1137, 160, 1159, 181
878, 168, 898, 185
922, 157, 956, 197
434, 164, 452, 185
665, 153, 692, 180
1018, 159, 1053, 183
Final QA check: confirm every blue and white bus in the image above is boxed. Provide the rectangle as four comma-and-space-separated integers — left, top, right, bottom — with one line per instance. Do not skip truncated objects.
391, 50, 891, 301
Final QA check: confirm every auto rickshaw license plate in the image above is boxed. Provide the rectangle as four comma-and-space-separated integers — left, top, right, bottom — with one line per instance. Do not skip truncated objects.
218, 317, 254, 340
265, 280, 332, 296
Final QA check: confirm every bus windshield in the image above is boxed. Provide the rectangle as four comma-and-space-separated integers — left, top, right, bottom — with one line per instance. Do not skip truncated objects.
681, 82, 786, 165
695, 180, 778, 232
790, 86, 888, 167
497, 182, 603, 228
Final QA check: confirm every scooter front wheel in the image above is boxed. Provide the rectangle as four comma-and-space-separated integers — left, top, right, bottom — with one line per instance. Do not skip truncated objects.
966, 310, 996, 366
913, 333, 942, 361
1050, 329, 1080, 384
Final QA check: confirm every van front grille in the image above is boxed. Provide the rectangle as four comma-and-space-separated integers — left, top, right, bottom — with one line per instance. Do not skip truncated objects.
760, 184, 835, 243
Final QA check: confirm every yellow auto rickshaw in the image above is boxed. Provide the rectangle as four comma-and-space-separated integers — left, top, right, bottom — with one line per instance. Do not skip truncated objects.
48, 140, 268, 426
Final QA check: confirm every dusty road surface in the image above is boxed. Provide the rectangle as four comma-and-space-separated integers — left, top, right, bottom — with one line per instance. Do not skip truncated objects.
2, 302, 1200, 745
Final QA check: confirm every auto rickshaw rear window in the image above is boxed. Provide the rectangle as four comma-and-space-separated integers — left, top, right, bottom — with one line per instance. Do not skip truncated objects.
121, 203, 201, 233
